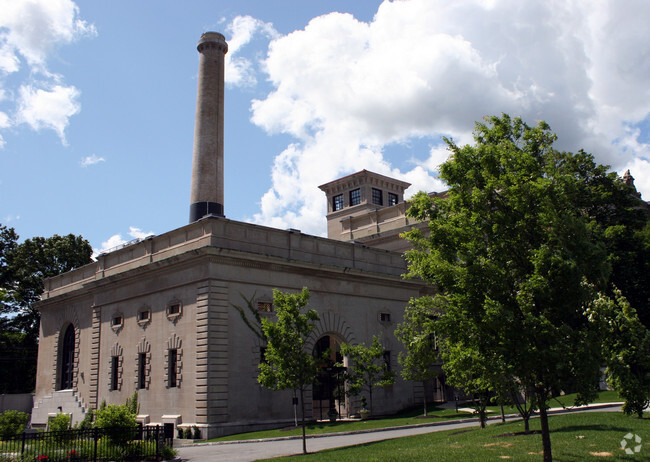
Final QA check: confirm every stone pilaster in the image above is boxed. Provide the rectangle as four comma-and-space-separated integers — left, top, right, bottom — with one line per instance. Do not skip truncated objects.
195, 280, 229, 424
89, 305, 101, 408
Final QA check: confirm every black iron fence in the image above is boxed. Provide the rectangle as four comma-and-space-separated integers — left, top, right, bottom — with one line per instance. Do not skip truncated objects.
0, 425, 172, 461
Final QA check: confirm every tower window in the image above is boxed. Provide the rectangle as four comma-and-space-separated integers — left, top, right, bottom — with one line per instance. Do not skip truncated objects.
350, 188, 361, 206
333, 194, 344, 211
372, 188, 383, 206
388, 193, 398, 206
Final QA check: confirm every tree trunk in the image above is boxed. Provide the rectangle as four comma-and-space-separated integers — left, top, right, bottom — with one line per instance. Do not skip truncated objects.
500, 403, 505, 423
539, 403, 552, 462
300, 387, 307, 455
422, 380, 428, 416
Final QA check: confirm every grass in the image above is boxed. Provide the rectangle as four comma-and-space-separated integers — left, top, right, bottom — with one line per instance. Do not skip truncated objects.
268, 411, 649, 461
205, 390, 622, 443
205, 407, 470, 442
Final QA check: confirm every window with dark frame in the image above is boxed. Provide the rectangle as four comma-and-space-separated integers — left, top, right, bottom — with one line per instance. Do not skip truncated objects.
380, 312, 391, 322
168, 349, 178, 388
168, 304, 180, 315
112, 316, 122, 327
110, 356, 119, 391
333, 194, 344, 211
138, 353, 147, 389
350, 188, 361, 206
383, 350, 392, 371
388, 192, 398, 206
257, 302, 273, 312
138, 311, 149, 322
372, 188, 383, 205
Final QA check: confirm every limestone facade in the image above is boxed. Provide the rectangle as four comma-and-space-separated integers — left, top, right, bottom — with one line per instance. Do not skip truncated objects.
33, 216, 433, 438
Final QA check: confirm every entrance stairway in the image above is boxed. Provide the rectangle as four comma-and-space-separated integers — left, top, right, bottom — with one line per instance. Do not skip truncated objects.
31, 390, 87, 428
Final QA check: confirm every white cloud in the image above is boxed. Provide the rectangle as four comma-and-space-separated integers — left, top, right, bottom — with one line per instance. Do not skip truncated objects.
0, 0, 95, 146
80, 154, 105, 167
15, 84, 80, 143
225, 15, 279, 87
92, 226, 155, 259
0, 0, 96, 71
238, 0, 650, 234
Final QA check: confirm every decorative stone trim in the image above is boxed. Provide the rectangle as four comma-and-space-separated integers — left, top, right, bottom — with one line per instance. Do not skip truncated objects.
164, 334, 182, 388
306, 311, 356, 352
108, 343, 123, 391
52, 309, 81, 393
166, 300, 183, 324
111, 312, 124, 333
134, 337, 151, 390
137, 305, 152, 328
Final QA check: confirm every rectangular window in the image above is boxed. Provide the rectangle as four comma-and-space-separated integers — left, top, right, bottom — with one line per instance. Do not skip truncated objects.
110, 356, 119, 391
333, 194, 344, 211
350, 188, 361, 206
388, 193, 398, 206
257, 302, 273, 312
112, 316, 122, 327
138, 353, 147, 389
383, 350, 392, 371
380, 312, 391, 322
138, 311, 149, 321
168, 349, 178, 388
372, 188, 383, 205
168, 304, 180, 315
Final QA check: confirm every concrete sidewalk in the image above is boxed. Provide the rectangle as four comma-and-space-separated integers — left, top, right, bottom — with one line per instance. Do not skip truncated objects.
176, 402, 622, 461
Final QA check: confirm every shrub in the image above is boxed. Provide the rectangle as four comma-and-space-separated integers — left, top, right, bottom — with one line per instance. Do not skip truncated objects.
159, 444, 177, 460
183, 427, 192, 439
0, 410, 29, 438
93, 403, 137, 446
48, 413, 71, 432
177, 427, 184, 439
192, 425, 201, 439
74, 408, 94, 430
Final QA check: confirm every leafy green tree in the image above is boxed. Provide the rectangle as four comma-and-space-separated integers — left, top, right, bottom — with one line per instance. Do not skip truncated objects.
258, 288, 319, 455
3, 232, 92, 338
394, 296, 441, 416
404, 114, 621, 461
591, 290, 650, 418
339, 335, 395, 416
0, 410, 29, 438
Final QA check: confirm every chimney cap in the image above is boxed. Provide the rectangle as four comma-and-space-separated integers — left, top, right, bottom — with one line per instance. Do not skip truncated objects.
198, 32, 228, 52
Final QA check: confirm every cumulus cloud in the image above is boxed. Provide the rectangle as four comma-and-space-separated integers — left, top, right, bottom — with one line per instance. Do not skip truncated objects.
239, 0, 650, 234
80, 154, 105, 167
225, 15, 279, 87
0, 0, 95, 145
16, 84, 81, 143
93, 226, 155, 259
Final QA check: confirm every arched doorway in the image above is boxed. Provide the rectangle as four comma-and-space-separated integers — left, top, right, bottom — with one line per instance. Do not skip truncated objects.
60, 324, 75, 390
312, 335, 346, 420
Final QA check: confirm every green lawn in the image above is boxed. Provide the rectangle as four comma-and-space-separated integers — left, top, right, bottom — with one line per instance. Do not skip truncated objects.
205, 407, 470, 442
270, 411, 649, 461
205, 390, 622, 443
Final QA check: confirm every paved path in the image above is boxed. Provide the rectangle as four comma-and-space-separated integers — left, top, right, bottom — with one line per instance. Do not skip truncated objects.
176, 403, 622, 462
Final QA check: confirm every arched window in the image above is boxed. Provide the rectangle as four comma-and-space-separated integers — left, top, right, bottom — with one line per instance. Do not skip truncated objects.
60, 324, 75, 390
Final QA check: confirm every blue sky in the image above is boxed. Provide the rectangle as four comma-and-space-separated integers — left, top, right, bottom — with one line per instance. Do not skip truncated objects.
1, 0, 650, 255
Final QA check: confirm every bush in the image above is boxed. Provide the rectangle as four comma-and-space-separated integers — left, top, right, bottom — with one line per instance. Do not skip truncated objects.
177, 427, 184, 439
183, 427, 192, 439
93, 403, 137, 446
74, 408, 94, 430
48, 413, 71, 432
159, 444, 177, 460
192, 425, 201, 439
0, 410, 29, 438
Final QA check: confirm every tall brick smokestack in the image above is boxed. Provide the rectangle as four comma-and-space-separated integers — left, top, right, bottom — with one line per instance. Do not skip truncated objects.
189, 32, 228, 222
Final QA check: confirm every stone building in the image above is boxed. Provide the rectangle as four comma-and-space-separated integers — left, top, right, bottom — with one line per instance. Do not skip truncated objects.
30, 33, 440, 438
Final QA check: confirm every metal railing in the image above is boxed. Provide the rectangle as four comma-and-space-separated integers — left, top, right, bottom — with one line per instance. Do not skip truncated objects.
0, 425, 171, 461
